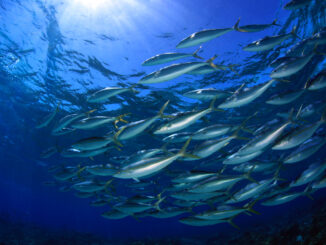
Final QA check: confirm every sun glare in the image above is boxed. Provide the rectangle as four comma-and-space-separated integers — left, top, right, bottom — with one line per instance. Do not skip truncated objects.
74, 0, 112, 10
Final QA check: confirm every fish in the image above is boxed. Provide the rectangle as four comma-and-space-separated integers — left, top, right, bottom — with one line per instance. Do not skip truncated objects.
290, 163, 326, 187
86, 164, 118, 176
101, 210, 129, 220
113, 139, 194, 180
232, 161, 277, 174
283, 137, 326, 164
226, 178, 275, 204
52, 109, 96, 135
60, 146, 112, 158
154, 98, 220, 135
123, 149, 164, 163
71, 115, 128, 130
243, 26, 298, 52
54, 166, 85, 181
307, 30, 326, 46
270, 47, 323, 79
223, 149, 264, 165
114, 200, 160, 214
188, 171, 256, 193
284, 0, 312, 10
87, 86, 137, 103
162, 132, 192, 143
138, 56, 217, 84
272, 110, 326, 150
142, 47, 203, 66
71, 136, 113, 151
36, 102, 60, 129
171, 190, 224, 201
191, 116, 254, 140
306, 71, 326, 91
194, 201, 258, 220
72, 179, 112, 193
183, 131, 243, 161
261, 187, 313, 206
115, 101, 169, 141
312, 176, 326, 190
176, 23, 235, 48
218, 80, 275, 109
234, 18, 280, 33
186, 63, 238, 75
183, 88, 231, 101
270, 56, 297, 68
179, 216, 234, 227
266, 90, 304, 105
40, 146, 58, 158
172, 170, 217, 184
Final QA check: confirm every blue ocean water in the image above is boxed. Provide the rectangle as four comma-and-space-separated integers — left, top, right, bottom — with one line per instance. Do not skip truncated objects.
0, 0, 326, 244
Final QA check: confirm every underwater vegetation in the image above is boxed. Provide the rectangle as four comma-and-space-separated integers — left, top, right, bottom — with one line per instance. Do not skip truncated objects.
1, 0, 326, 243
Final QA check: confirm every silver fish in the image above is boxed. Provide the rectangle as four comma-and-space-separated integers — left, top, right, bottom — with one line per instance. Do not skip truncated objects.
284, 137, 326, 164
284, 0, 312, 10
142, 48, 202, 66
114, 139, 193, 179
218, 80, 275, 109
176, 25, 235, 49
36, 102, 60, 128
115, 101, 169, 141
273, 111, 326, 150
183, 88, 231, 101
234, 18, 279, 33
154, 98, 219, 135
87, 86, 137, 103
290, 163, 326, 187
139, 57, 216, 84
243, 26, 298, 52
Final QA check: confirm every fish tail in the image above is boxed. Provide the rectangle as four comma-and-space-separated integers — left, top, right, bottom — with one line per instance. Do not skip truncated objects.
104, 179, 113, 191
225, 185, 237, 201
209, 97, 224, 112
228, 64, 239, 75
231, 127, 250, 141
321, 107, 326, 122
154, 193, 166, 211
192, 46, 204, 59
55, 101, 61, 113
303, 184, 314, 200
291, 26, 302, 40
233, 17, 240, 30
273, 164, 287, 181
243, 165, 258, 183
178, 137, 198, 158
272, 19, 280, 26
129, 83, 139, 94
239, 111, 258, 134
206, 55, 218, 69
114, 113, 130, 128
77, 165, 86, 178
227, 216, 240, 230
113, 128, 125, 147
157, 100, 170, 118
244, 199, 260, 215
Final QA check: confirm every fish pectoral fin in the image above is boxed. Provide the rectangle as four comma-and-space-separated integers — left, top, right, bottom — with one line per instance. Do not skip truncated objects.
133, 178, 140, 182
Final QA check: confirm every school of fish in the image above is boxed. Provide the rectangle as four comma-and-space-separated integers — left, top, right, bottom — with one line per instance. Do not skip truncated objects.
37, 0, 326, 228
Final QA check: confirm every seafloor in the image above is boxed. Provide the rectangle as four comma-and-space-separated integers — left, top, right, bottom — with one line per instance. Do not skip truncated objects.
1, 195, 326, 245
